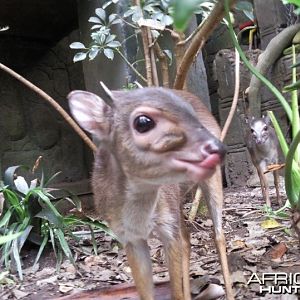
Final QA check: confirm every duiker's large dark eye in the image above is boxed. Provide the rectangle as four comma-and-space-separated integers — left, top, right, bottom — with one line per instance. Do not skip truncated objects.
133, 115, 155, 133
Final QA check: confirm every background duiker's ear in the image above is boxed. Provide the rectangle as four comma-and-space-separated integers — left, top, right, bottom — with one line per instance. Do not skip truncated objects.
263, 114, 271, 125
68, 90, 112, 140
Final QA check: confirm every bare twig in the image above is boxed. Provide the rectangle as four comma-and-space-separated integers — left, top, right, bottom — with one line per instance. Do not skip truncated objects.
116, 49, 147, 83
0, 62, 97, 152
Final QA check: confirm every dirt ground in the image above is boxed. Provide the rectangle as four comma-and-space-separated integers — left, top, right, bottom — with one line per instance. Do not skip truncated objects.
0, 184, 299, 300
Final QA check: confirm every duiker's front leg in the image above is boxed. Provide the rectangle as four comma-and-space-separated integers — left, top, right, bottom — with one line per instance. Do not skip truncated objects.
125, 239, 154, 300
156, 206, 191, 299
162, 233, 189, 300
200, 167, 234, 300
273, 170, 282, 206
256, 165, 270, 207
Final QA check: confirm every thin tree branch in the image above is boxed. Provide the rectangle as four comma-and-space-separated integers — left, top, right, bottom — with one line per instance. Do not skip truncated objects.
0, 62, 97, 152
134, 0, 153, 86
220, 48, 240, 141
154, 42, 169, 87
116, 49, 147, 83
148, 29, 159, 86
174, 0, 236, 90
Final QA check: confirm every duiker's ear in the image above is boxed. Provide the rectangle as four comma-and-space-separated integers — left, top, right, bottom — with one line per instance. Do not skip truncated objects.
68, 90, 112, 140
263, 114, 271, 125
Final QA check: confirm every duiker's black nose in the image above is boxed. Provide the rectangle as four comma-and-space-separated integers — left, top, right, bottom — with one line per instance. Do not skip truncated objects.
202, 139, 227, 160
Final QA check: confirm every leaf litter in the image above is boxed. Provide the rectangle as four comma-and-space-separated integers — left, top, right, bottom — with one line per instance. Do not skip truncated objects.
0, 185, 299, 299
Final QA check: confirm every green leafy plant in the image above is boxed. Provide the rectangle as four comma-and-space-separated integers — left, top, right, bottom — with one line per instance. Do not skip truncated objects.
69, 0, 231, 87
0, 162, 116, 279
282, 0, 300, 14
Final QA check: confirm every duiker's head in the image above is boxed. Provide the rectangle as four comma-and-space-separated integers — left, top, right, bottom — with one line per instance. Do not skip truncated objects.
248, 115, 272, 145
68, 86, 225, 185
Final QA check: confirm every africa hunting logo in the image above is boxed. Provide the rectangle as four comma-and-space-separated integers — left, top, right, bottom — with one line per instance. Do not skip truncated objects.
247, 272, 300, 294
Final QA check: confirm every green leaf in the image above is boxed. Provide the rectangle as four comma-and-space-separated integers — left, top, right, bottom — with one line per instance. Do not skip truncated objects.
282, 79, 300, 92
282, 0, 300, 7
172, 0, 205, 32
69, 42, 86, 49
105, 34, 116, 43
49, 227, 57, 258
161, 15, 173, 26
73, 52, 87, 63
0, 210, 12, 227
104, 48, 114, 60
103, 1, 112, 9
124, 7, 136, 18
95, 8, 106, 21
33, 234, 49, 266
91, 24, 102, 30
3, 189, 24, 219
32, 189, 63, 221
108, 14, 117, 24
44, 171, 62, 187
4, 165, 29, 188
107, 41, 121, 48
18, 224, 33, 251
14, 176, 29, 194
12, 238, 23, 280
89, 48, 100, 60
88, 16, 102, 24
0, 232, 23, 245
268, 111, 289, 157
35, 206, 63, 227
285, 130, 300, 207
56, 229, 75, 264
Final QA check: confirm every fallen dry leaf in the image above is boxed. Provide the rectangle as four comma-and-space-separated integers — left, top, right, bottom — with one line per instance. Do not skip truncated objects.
231, 239, 246, 250
59, 284, 74, 294
267, 242, 287, 260
261, 218, 282, 229
12, 289, 29, 299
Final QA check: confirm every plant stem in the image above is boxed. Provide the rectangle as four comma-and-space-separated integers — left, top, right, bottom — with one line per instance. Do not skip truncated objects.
291, 45, 300, 161
285, 130, 300, 207
268, 111, 289, 157
116, 49, 147, 83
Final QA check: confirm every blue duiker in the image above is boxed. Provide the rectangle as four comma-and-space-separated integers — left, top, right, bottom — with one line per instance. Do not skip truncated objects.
245, 115, 282, 207
68, 86, 234, 300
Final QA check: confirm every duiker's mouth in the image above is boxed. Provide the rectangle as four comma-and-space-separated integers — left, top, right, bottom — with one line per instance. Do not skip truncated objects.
172, 153, 221, 182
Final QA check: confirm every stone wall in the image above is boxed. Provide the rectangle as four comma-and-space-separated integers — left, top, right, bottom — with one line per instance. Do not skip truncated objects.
0, 30, 92, 186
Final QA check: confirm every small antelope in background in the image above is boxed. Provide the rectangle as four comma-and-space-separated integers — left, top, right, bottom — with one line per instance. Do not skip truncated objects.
245, 115, 282, 207
68, 86, 234, 300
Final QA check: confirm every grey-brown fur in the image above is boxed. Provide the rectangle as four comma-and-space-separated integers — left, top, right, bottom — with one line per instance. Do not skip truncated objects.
68, 87, 234, 300
245, 115, 281, 207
